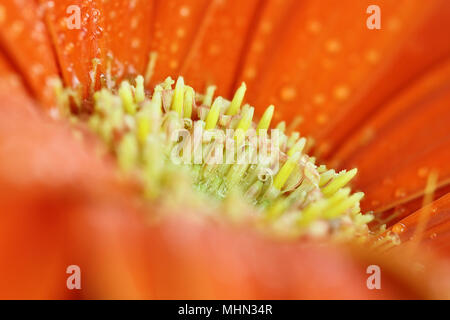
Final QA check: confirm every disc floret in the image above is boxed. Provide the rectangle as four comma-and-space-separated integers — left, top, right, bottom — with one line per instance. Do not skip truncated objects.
57, 75, 398, 244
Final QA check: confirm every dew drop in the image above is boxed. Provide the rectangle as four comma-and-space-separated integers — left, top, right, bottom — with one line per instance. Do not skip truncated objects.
334, 85, 350, 101
313, 94, 325, 105
244, 67, 256, 80
392, 223, 406, 234
417, 167, 429, 178
260, 21, 272, 34
31, 64, 44, 76
131, 17, 139, 29
169, 60, 179, 70
395, 188, 406, 198
387, 18, 401, 31
208, 44, 220, 56
307, 20, 321, 34
366, 50, 380, 64
10, 21, 25, 37
131, 38, 141, 49
176, 28, 186, 38
170, 43, 179, 53
280, 86, 296, 102
326, 39, 341, 53
316, 113, 328, 124
179, 6, 190, 17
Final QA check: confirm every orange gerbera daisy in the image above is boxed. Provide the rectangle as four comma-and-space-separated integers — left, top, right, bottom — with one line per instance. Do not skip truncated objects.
0, 0, 449, 300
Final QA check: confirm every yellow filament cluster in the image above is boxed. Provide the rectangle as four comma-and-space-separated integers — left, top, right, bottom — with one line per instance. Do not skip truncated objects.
58, 75, 381, 243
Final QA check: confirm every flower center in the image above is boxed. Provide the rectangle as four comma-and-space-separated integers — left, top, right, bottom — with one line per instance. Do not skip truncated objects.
55, 74, 397, 243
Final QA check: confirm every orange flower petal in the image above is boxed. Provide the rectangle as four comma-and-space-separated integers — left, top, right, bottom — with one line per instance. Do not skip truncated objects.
0, 100, 373, 299
0, 195, 66, 299
100, 0, 154, 82
0, 85, 62, 299
233, 0, 297, 104
0, 73, 448, 299
372, 184, 450, 229
389, 193, 450, 257
235, 0, 447, 131
318, 1, 450, 158
1, 0, 449, 300
149, 0, 210, 87
41, 0, 155, 96
0, 0, 59, 107
72, 212, 450, 299
0, 94, 137, 298
178, 0, 260, 96
333, 58, 450, 215
0, 52, 38, 114
40, 0, 106, 97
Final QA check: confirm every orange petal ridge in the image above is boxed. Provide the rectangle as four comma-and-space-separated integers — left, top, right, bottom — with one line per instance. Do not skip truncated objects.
334, 58, 450, 215
0, 0, 59, 107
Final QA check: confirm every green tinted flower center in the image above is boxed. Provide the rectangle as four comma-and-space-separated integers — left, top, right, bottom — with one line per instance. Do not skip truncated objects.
55, 74, 398, 244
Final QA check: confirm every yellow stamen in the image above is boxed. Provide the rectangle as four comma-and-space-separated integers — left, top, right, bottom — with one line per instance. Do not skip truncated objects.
226, 82, 247, 116
171, 77, 185, 116
234, 105, 254, 144
288, 137, 306, 157
151, 86, 163, 117
203, 85, 217, 107
322, 168, 357, 197
136, 111, 150, 144
273, 152, 301, 190
205, 97, 222, 130
319, 169, 335, 187
256, 105, 274, 132
287, 132, 300, 148
119, 81, 136, 114
276, 121, 286, 132
236, 105, 254, 131
298, 200, 327, 226
135, 75, 145, 104
183, 86, 194, 119
117, 133, 139, 172
324, 191, 364, 219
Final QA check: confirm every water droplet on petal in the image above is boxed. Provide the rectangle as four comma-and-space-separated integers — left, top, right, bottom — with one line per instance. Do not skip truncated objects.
392, 223, 406, 234
326, 39, 341, 53
307, 20, 321, 34
334, 85, 350, 101
395, 188, 406, 198
179, 6, 191, 17
280, 86, 296, 102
